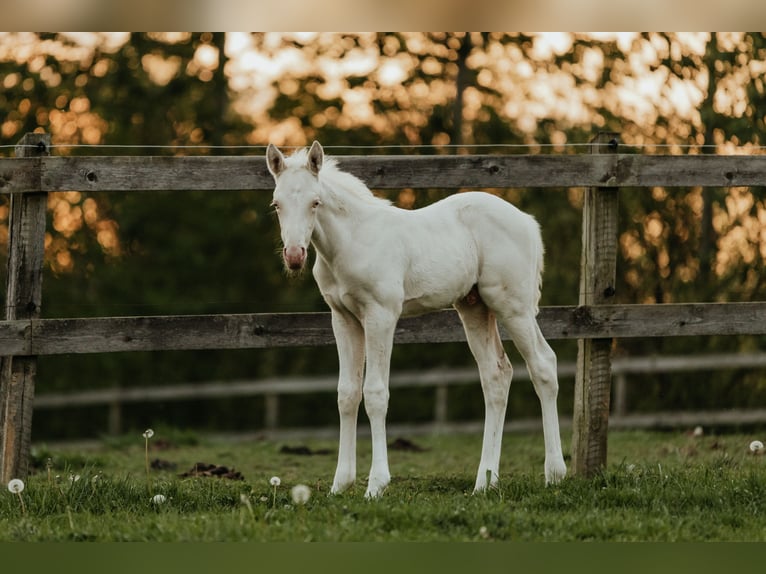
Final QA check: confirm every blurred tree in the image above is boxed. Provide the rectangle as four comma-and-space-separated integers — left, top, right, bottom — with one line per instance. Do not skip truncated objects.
2, 32, 766, 439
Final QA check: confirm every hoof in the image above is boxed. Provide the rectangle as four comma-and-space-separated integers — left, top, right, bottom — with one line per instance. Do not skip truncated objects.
473, 468, 498, 493
331, 473, 355, 494
364, 472, 390, 499
545, 458, 567, 485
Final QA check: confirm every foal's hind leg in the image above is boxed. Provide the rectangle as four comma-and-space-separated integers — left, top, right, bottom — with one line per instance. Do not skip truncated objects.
497, 310, 567, 484
455, 296, 513, 492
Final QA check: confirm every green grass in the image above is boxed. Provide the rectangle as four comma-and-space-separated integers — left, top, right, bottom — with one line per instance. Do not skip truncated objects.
1, 429, 765, 541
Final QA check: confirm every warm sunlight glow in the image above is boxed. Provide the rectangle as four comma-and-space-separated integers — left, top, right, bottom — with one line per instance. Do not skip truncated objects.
2, 32, 765, 280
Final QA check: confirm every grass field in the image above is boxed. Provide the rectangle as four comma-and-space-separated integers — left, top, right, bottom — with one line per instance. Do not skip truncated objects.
1, 428, 765, 542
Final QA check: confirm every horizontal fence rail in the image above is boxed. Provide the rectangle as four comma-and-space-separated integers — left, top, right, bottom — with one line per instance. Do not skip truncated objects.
2, 302, 766, 356
4, 132, 766, 482
35, 352, 766, 407
3, 153, 766, 194
32, 353, 766, 440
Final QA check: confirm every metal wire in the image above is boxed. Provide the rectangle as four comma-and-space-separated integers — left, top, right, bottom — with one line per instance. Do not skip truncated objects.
4, 141, 765, 154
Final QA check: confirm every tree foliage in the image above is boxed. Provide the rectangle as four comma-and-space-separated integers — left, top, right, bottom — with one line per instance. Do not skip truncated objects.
2, 32, 766, 438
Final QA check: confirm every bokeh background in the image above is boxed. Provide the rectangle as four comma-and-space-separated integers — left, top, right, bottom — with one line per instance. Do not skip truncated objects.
3, 26, 766, 439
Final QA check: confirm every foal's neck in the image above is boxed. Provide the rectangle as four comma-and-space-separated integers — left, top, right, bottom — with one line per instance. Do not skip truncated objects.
311, 179, 385, 259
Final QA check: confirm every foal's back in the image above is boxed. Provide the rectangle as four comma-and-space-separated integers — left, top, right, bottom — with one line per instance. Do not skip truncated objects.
385, 191, 544, 316
426, 191, 543, 301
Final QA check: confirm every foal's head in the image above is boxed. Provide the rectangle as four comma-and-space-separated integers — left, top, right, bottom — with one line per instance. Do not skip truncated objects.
266, 141, 324, 272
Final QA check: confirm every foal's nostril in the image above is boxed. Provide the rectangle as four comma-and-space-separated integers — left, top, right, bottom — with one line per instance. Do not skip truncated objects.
283, 245, 307, 270
283, 246, 306, 257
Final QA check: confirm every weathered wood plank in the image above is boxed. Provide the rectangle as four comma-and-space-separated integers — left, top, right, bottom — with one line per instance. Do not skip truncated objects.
40, 156, 270, 193
0, 320, 31, 355
572, 133, 620, 478
35, 154, 614, 191
572, 302, 766, 338
0, 158, 38, 194
339, 154, 615, 189
613, 154, 766, 187
0, 302, 762, 356
0, 133, 49, 482
3, 154, 766, 194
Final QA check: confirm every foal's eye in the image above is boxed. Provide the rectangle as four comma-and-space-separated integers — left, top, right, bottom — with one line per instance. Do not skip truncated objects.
312, 199, 321, 209
270, 200, 280, 211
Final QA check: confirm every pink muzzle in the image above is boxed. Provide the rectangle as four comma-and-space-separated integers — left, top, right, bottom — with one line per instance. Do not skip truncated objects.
283, 246, 307, 270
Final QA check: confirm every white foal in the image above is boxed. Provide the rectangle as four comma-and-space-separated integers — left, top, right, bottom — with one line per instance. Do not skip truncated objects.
266, 141, 567, 498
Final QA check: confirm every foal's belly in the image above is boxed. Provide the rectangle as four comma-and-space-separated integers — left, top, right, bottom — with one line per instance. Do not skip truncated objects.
400, 236, 479, 316
401, 274, 476, 316
401, 295, 455, 316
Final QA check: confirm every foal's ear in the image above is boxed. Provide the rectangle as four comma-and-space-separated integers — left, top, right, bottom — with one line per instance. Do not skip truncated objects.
307, 141, 324, 177
266, 143, 285, 179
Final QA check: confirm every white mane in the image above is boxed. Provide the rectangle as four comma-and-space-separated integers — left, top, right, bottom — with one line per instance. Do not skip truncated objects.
285, 147, 391, 206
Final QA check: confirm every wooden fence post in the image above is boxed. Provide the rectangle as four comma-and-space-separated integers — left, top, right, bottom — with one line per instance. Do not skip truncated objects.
434, 384, 448, 430
264, 394, 279, 430
571, 132, 619, 477
0, 132, 49, 482
612, 372, 628, 417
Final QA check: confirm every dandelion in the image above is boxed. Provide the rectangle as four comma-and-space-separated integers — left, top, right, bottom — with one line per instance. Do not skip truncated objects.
69, 474, 81, 484
269, 476, 281, 508
749, 440, 763, 453
152, 494, 167, 505
143, 429, 154, 493
7, 479, 24, 494
46, 458, 53, 484
479, 525, 490, 539
693, 426, 704, 437
7, 479, 26, 514
291, 484, 311, 505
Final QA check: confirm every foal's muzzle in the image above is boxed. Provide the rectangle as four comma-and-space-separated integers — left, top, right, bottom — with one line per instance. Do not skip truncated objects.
283, 246, 307, 270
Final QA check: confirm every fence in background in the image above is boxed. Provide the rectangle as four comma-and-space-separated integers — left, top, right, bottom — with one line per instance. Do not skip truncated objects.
3, 132, 766, 480
31, 352, 766, 439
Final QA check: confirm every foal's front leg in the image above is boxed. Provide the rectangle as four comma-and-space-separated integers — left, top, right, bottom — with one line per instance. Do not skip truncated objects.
362, 306, 398, 498
330, 307, 365, 494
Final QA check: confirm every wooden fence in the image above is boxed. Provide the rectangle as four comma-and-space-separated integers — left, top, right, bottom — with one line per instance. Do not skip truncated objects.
31, 352, 766, 440
3, 131, 766, 481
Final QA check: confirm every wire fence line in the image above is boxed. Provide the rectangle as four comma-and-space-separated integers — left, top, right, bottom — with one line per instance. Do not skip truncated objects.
3, 141, 766, 154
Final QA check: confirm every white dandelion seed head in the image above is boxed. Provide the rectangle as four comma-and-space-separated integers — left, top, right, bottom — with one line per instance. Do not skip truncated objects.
269, 476, 281, 487
152, 494, 167, 504
69, 474, 81, 483
291, 484, 311, 504
693, 426, 704, 437
749, 440, 763, 453
7, 479, 24, 494
143, 429, 154, 439
479, 526, 490, 539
